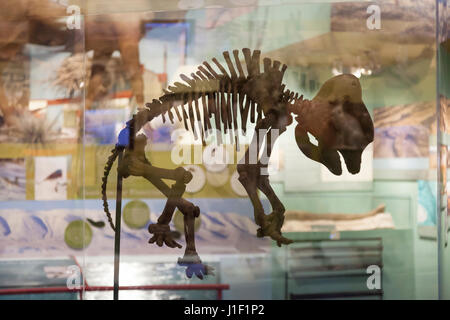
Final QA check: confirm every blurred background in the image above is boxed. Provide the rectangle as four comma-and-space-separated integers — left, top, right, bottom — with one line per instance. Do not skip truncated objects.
0, 0, 448, 300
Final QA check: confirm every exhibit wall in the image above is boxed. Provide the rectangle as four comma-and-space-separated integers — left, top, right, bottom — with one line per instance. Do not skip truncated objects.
0, 0, 448, 300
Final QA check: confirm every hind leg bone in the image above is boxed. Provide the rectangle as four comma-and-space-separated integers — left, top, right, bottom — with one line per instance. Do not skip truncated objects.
123, 150, 200, 249
141, 167, 201, 251
144, 171, 212, 279
141, 163, 213, 278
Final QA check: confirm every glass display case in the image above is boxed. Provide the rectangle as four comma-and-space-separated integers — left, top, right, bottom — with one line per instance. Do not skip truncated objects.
0, 0, 448, 300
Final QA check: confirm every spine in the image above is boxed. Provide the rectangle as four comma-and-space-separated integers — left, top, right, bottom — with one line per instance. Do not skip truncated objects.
122, 49, 291, 148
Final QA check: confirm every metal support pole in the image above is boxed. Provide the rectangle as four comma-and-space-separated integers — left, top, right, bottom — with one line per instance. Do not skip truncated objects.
113, 150, 124, 300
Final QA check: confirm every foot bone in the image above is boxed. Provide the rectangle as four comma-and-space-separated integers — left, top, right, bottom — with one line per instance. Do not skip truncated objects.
148, 223, 182, 248
256, 212, 293, 247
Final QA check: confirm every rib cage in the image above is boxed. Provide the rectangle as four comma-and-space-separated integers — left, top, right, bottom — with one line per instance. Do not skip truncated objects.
130, 48, 296, 147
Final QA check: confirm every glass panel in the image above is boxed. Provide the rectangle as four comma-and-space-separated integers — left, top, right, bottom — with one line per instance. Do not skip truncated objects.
0, 0, 446, 301
0, 0, 86, 300
438, 0, 450, 300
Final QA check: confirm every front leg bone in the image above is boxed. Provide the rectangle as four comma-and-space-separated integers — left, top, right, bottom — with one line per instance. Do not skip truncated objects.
257, 174, 293, 247
237, 163, 267, 228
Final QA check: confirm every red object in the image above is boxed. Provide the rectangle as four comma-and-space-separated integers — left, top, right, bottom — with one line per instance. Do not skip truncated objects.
0, 284, 230, 300
0, 257, 229, 300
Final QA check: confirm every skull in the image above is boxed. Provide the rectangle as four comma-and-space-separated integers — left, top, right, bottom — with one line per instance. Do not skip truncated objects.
294, 74, 374, 175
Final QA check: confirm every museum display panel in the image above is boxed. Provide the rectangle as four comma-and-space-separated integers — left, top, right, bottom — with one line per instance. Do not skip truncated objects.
0, 0, 448, 300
